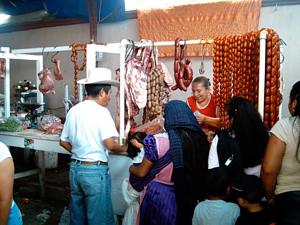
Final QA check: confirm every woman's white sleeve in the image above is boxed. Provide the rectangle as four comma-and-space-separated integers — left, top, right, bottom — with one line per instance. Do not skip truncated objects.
208, 135, 220, 169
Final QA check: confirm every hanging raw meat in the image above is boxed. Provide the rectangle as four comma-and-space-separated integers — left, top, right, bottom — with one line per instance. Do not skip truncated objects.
159, 62, 173, 103
0, 58, 5, 79
124, 41, 155, 119
38, 68, 55, 94
52, 59, 63, 80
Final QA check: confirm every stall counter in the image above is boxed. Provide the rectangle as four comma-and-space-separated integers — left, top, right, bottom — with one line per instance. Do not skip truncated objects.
0, 129, 130, 215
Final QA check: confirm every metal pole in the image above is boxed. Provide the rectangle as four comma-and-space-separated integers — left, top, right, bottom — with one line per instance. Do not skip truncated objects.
35, 56, 44, 112
279, 43, 284, 119
12, 46, 72, 54
126, 39, 213, 48
64, 85, 69, 116
258, 30, 268, 119
1, 47, 10, 118
119, 39, 129, 144
78, 84, 84, 102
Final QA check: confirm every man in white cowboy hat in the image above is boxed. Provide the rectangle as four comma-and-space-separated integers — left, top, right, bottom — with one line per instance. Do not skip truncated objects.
60, 67, 127, 225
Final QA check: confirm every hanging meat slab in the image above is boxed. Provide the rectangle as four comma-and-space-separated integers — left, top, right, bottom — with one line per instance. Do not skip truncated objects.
53, 59, 63, 80
38, 68, 55, 95
0, 58, 5, 79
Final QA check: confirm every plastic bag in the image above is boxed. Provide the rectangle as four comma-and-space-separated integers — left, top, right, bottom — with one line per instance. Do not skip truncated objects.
37, 114, 63, 134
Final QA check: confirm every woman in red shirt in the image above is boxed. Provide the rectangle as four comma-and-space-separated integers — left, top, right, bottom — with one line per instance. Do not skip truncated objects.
186, 76, 220, 134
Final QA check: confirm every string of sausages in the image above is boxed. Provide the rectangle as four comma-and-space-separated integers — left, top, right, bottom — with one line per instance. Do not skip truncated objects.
70, 43, 87, 102
145, 65, 165, 122
142, 45, 164, 122
264, 28, 281, 129
172, 38, 193, 91
213, 29, 281, 129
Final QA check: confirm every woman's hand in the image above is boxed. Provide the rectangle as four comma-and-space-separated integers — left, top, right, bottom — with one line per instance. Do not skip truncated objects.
131, 139, 143, 149
196, 114, 206, 124
196, 114, 221, 128
266, 192, 275, 205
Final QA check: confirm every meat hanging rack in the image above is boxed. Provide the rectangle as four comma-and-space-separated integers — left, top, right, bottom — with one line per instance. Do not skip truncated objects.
9, 30, 280, 143
115, 31, 278, 143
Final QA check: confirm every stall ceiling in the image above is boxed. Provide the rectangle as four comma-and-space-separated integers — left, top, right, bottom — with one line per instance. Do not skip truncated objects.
0, 0, 299, 33
0, 0, 129, 33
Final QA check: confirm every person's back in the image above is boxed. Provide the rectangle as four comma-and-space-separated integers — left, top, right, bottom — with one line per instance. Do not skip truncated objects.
192, 167, 240, 225
60, 69, 127, 225
235, 207, 273, 225
164, 100, 211, 225
64, 99, 117, 162
234, 175, 274, 225
193, 199, 240, 225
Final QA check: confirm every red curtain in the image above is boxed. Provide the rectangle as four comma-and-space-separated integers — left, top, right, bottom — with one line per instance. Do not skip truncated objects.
138, 0, 262, 57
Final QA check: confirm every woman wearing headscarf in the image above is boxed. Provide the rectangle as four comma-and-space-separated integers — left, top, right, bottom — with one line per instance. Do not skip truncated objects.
164, 100, 210, 225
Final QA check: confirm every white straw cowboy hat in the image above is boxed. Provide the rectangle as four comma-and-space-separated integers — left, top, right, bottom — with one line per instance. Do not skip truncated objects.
78, 68, 119, 86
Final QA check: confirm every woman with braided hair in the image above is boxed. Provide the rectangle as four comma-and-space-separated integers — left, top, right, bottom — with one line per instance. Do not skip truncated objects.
262, 80, 300, 225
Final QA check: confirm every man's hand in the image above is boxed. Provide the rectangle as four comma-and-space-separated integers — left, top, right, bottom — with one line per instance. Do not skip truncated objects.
104, 137, 128, 154
59, 140, 72, 153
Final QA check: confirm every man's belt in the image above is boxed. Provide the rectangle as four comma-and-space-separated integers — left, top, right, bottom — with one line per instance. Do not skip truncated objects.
71, 159, 108, 166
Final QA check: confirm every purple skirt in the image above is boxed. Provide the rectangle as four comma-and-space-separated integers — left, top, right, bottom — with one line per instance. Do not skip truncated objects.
139, 181, 176, 225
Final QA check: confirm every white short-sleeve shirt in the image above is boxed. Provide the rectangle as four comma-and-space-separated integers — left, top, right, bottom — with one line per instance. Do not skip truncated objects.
208, 135, 261, 177
0, 141, 12, 162
0, 142, 15, 209
60, 100, 119, 162
270, 117, 300, 195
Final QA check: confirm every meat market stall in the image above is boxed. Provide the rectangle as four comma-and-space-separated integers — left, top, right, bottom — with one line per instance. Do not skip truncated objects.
0, 47, 66, 197
83, 29, 283, 215
0, 28, 283, 215
0, 43, 132, 215
84, 29, 282, 143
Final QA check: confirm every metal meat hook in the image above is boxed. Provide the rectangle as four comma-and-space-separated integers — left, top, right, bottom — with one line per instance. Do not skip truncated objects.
199, 42, 205, 74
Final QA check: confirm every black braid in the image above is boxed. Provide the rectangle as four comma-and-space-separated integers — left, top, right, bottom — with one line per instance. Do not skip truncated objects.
290, 81, 300, 162
294, 94, 300, 162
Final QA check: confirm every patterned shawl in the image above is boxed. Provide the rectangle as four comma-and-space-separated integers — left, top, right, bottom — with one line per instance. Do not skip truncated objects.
164, 100, 203, 169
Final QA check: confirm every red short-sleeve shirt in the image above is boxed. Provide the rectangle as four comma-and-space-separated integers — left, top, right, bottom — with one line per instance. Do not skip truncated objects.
186, 93, 217, 132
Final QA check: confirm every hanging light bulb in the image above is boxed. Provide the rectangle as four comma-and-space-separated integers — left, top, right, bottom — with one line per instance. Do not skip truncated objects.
0, 13, 10, 25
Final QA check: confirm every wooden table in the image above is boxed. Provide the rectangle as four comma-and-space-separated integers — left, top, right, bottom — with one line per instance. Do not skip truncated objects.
0, 129, 131, 215
0, 129, 69, 197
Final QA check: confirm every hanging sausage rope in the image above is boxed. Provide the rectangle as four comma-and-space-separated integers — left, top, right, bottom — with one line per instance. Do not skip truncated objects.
213, 28, 281, 129
145, 44, 165, 122
70, 43, 87, 102
172, 38, 193, 91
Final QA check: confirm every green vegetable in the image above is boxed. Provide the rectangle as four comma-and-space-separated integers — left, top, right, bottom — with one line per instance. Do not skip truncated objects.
0, 117, 23, 132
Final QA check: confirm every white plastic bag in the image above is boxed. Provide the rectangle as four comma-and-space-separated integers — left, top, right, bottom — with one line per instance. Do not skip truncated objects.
37, 114, 63, 134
